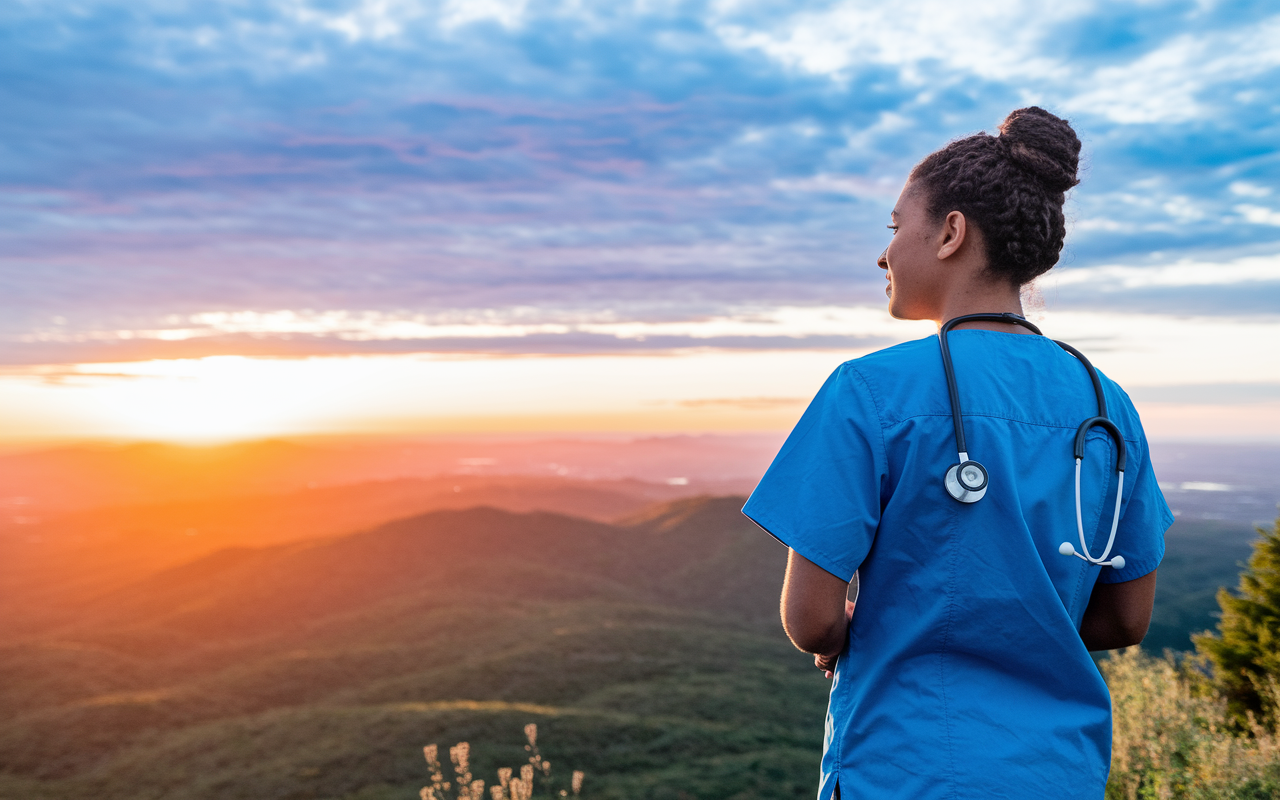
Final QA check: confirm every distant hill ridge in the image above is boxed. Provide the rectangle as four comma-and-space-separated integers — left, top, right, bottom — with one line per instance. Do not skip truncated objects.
0, 475, 716, 629
73, 496, 779, 641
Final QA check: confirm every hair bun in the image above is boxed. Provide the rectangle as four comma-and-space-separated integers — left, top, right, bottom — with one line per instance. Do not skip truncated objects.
996, 107, 1080, 194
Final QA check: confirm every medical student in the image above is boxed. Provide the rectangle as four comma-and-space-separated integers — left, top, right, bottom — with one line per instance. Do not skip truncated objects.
743, 107, 1173, 800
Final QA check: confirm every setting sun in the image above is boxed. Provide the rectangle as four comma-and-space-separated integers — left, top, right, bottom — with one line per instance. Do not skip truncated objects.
0, 350, 857, 443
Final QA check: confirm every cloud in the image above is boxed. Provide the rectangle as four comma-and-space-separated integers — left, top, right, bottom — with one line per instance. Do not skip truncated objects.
1125, 383, 1280, 405
1061, 16, 1280, 124
0, 305, 922, 364
1231, 182, 1272, 198
712, 0, 1093, 83
714, 1, 1280, 126
1048, 255, 1280, 290
1, 0, 1278, 367
673, 396, 807, 409
1237, 205, 1280, 227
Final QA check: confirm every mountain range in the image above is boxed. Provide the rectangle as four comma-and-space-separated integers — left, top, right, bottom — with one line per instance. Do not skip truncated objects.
0, 438, 1271, 799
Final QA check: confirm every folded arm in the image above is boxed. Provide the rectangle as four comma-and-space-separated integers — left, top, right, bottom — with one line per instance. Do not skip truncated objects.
781, 549, 854, 675
1079, 569, 1157, 651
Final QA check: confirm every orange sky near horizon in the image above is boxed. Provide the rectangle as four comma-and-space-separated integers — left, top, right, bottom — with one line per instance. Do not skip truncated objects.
3, 303, 1279, 446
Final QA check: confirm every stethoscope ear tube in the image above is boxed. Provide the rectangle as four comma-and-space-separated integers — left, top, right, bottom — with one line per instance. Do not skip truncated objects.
1064, 415, 1128, 568
1073, 416, 1127, 472
1065, 458, 1126, 569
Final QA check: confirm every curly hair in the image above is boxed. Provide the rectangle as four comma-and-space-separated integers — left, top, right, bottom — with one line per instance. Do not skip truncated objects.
908, 106, 1081, 286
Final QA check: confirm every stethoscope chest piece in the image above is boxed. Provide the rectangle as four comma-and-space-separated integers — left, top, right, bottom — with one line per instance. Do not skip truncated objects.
944, 456, 988, 503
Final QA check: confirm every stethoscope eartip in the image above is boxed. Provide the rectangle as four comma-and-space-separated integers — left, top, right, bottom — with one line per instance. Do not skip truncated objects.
1058, 541, 1125, 569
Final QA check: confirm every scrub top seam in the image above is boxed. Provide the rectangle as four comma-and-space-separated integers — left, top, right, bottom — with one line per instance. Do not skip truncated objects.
940, 501, 961, 800
880, 411, 1142, 444
1069, 548, 1094, 628
843, 366, 890, 504
834, 366, 887, 795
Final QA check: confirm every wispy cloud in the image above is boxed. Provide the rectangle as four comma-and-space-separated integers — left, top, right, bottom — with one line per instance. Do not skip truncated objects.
1, 0, 1278, 367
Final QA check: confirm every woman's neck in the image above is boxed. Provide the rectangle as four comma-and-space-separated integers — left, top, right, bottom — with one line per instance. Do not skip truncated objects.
934, 283, 1032, 334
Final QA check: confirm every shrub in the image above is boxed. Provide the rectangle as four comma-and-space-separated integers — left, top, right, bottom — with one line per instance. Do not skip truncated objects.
1195, 512, 1280, 730
1104, 647, 1280, 799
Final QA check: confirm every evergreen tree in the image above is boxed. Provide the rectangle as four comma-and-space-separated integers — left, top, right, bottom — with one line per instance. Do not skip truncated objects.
1194, 510, 1280, 730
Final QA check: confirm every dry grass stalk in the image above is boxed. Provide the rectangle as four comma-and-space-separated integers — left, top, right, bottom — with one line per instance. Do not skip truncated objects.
421, 723, 585, 799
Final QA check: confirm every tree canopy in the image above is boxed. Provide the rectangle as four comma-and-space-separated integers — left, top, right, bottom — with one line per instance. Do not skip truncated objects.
1195, 510, 1280, 730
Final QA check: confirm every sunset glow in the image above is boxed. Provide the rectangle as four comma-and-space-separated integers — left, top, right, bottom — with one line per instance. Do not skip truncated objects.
3, 1, 1279, 444
4, 302, 1279, 443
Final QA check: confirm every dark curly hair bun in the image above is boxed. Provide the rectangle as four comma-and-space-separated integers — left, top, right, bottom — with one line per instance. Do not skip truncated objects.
997, 107, 1081, 194
909, 106, 1082, 285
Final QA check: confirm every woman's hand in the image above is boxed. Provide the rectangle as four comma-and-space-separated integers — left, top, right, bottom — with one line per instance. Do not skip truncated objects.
813, 598, 857, 678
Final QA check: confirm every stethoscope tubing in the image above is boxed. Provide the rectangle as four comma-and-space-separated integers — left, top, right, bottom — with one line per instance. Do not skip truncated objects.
938, 313, 1043, 457
1073, 458, 1125, 566
938, 313, 1129, 569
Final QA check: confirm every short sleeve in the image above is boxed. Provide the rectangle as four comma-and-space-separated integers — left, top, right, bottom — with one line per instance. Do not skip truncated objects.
741, 363, 887, 582
1096, 427, 1174, 584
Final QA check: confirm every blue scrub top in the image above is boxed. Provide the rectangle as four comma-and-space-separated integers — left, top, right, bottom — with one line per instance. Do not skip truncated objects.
743, 330, 1173, 800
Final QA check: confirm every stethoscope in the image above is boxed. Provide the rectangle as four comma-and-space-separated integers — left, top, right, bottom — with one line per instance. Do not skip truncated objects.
938, 313, 1127, 569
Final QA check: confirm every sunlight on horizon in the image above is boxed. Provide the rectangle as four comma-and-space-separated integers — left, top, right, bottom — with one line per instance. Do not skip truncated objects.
3, 302, 1280, 445
0, 350, 851, 443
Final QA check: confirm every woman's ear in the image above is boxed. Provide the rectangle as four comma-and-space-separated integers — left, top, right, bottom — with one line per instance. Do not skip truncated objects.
936, 211, 967, 260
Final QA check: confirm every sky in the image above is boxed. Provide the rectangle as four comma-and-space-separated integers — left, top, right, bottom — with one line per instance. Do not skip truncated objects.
2, 0, 1279, 442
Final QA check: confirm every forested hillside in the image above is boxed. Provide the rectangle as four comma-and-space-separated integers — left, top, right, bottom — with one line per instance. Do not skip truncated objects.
0, 497, 827, 800
0, 482, 1267, 799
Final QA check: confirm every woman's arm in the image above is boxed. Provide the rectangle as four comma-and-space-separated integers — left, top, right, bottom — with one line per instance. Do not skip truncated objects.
1078, 569, 1157, 651
782, 549, 854, 675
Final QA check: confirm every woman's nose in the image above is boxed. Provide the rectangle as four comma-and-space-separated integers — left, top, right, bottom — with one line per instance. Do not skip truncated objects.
877, 249, 889, 270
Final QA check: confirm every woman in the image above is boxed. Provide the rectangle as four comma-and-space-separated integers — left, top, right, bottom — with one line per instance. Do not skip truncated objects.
742, 107, 1172, 800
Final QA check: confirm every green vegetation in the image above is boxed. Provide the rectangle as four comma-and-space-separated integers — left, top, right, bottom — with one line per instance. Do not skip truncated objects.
2, 493, 1278, 799
1102, 512, 1280, 798
1105, 648, 1280, 799
1195, 513, 1280, 730
0, 498, 827, 800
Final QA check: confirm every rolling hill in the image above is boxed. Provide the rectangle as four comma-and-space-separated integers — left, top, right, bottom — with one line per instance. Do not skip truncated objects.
0, 490, 1269, 800
0, 497, 826, 800
0, 475, 711, 636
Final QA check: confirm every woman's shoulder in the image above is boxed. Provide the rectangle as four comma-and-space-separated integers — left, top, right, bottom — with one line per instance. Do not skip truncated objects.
840, 335, 939, 377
